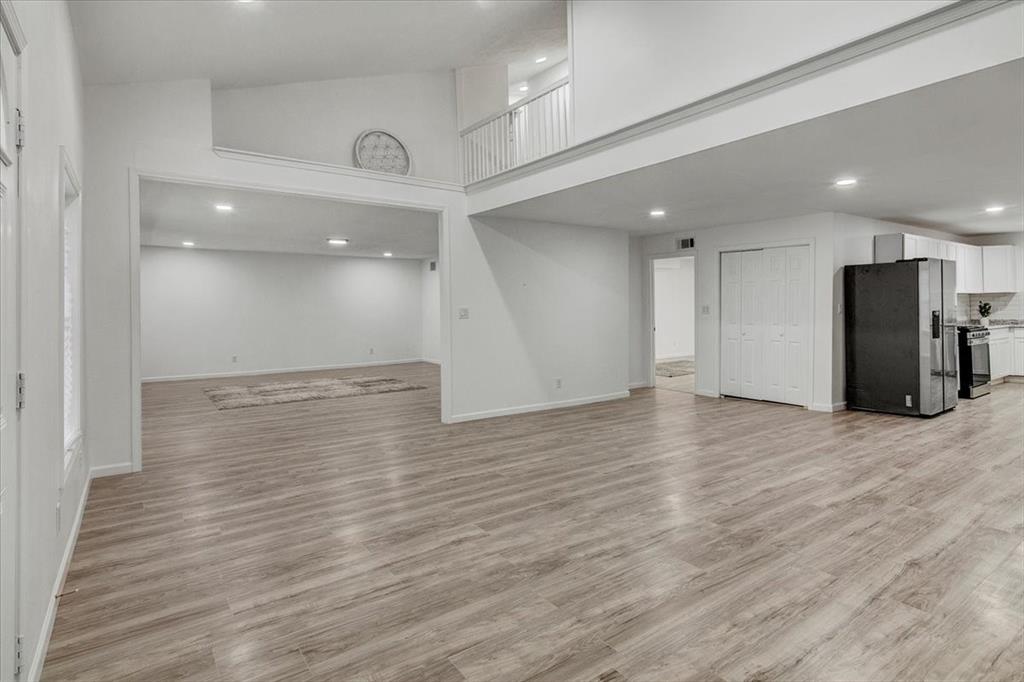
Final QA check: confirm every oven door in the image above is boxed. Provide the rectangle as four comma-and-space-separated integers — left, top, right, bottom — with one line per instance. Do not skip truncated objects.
970, 341, 990, 387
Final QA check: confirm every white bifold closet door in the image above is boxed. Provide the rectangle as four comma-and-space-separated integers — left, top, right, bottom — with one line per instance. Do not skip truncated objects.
720, 246, 810, 407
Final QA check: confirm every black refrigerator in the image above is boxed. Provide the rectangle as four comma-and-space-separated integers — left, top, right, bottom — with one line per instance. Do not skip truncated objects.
844, 258, 958, 416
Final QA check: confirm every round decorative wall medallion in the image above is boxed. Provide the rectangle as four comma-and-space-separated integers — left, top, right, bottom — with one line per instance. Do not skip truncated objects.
353, 129, 411, 176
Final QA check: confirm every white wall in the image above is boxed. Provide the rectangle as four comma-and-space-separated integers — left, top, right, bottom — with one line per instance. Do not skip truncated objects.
421, 259, 440, 363
570, 0, 950, 143
213, 71, 460, 182
510, 59, 570, 106
84, 79, 213, 475
84, 78, 635, 472
628, 236, 648, 387
10, 2, 87, 679
141, 247, 425, 380
456, 64, 508, 130
635, 213, 981, 411
640, 213, 836, 411
452, 216, 629, 419
653, 257, 695, 360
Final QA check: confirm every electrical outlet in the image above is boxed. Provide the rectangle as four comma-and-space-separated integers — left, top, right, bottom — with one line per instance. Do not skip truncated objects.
232, 355, 238, 363
369, 347, 375, 355
555, 378, 563, 389
701, 304, 711, 315
905, 394, 913, 407
458, 307, 470, 320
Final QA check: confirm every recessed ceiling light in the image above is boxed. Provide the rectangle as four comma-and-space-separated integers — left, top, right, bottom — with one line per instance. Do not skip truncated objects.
834, 178, 858, 187
519, 85, 529, 92
649, 209, 666, 217
985, 205, 1005, 214
327, 238, 349, 246
383, 252, 393, 257
535, 56, 547, 64
182, 241, 195, 247
214, 204, 234, 212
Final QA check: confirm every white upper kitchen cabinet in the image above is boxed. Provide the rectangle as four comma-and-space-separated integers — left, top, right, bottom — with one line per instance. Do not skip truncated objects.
957, 243, 984, 293
982, 245, 1016, 293
874, 234, 1013, 294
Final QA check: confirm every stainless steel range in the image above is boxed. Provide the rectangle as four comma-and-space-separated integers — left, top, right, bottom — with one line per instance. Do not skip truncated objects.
957, 326, 991, 399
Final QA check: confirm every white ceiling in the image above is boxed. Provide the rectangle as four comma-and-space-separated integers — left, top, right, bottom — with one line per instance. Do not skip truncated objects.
141, 181, 439, 259
508, 48, 569, 88
70, 0, 567, 88
481, 59, 1024, 237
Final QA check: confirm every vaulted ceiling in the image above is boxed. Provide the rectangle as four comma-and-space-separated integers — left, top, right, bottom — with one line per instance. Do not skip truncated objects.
69, 0, 567, 88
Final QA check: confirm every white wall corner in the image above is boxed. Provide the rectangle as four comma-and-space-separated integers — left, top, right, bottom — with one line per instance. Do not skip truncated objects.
90, 462, 134, 478
24, 476, 91, 682
448, 391, 630, 423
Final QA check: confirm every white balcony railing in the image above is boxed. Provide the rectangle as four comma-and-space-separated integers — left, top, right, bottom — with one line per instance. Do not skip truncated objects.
460, 78, 571, 185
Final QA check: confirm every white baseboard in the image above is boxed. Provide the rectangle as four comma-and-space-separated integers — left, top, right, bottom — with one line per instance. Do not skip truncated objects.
142, 358, 427, 382
25, 474, 91, 682
91, 462, 134, 478
628, 381, 651, 389
420, 358, 441, 366
810, 401, 846, 413
695, 389, 719, 398
447, 391, 630, 423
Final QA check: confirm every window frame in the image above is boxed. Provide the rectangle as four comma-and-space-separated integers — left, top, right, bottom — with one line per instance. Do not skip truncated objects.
59, 146, 82, 482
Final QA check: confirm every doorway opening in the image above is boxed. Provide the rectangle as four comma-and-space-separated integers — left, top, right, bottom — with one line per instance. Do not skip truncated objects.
132, 176, 447, 472
653, 256, 696, 394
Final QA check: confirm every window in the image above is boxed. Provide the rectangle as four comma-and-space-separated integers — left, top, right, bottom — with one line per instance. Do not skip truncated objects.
60, 148, 82, 472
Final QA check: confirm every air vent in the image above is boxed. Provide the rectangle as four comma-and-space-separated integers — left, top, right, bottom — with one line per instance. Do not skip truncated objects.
429, 261, 437, 271
677, 238, 695, 250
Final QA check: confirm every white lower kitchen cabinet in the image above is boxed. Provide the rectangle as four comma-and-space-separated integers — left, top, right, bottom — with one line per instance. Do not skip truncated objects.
989, 328, 1012, 380
1014, 328, 1024, 376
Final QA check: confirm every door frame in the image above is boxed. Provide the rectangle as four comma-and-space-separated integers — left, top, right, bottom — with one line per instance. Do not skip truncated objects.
646, 250, 697, 389
715, 239, 816, 408
0, 4, 24, 681
127, 167, 454, 473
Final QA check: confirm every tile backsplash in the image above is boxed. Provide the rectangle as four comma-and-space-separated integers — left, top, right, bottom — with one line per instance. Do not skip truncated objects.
957, 292, 1024, 322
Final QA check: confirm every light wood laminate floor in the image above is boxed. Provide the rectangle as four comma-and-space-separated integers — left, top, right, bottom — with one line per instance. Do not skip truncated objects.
44, 363, 1024, 681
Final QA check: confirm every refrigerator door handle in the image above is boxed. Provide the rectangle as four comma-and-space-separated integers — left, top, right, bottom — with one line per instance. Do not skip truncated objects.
931, 310, 941, 339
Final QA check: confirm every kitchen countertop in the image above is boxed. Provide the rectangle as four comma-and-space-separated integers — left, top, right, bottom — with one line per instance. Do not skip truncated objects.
960, 319, 1024, 328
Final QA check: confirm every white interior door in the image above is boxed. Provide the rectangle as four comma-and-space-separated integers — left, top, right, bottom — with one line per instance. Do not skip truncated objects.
739, 250, 763, 400
720, 245, 811, 408
762, 248, 787, 403
720, 251, 742, 397
784, 246, 811, 407
0, 18, 20, 682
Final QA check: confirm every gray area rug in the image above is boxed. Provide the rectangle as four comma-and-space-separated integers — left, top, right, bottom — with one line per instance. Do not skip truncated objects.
656, 359, 695, 378
204, 376, 426, 410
